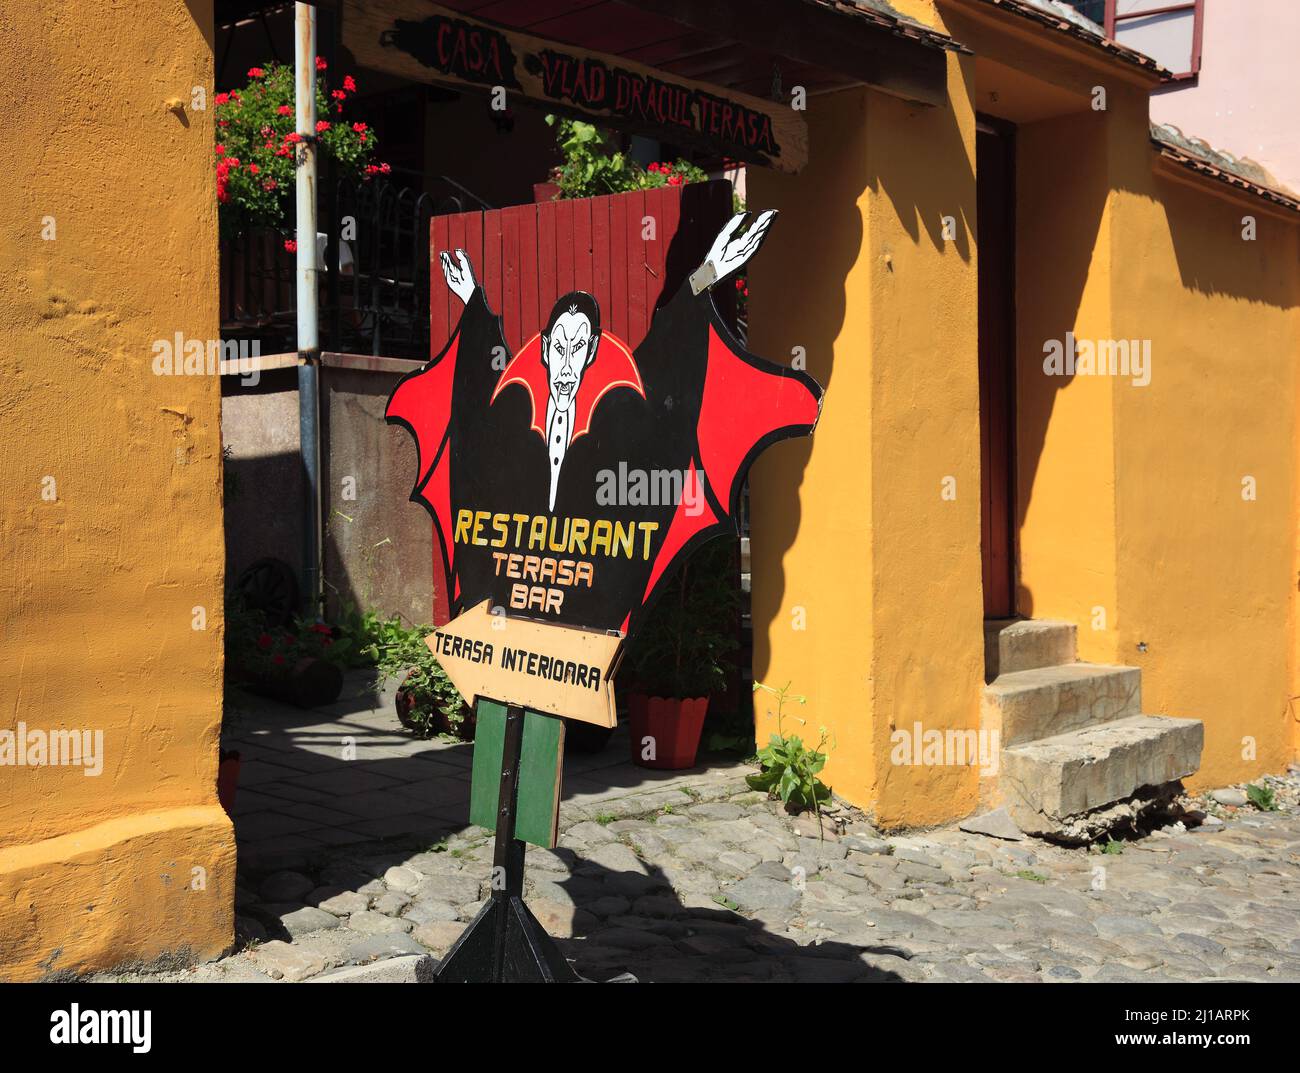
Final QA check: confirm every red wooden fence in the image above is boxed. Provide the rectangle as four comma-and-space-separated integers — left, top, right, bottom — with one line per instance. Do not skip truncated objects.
429, 179, 735, 359
426, 180, 735, 624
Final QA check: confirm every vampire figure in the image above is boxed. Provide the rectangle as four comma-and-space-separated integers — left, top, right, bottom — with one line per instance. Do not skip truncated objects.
387, 210, 823, 639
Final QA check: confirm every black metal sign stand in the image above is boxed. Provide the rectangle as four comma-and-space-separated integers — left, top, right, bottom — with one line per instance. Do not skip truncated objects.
432, 704, 578, 982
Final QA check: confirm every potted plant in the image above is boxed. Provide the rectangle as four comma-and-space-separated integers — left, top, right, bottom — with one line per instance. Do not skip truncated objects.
543, 115, 709, 201
217, 748, 241, 816
624, 537, 741, 769
214, 59, 386, 241
394, 650, 473, 741
225, 603, 347, 708
352, 615, 471, 740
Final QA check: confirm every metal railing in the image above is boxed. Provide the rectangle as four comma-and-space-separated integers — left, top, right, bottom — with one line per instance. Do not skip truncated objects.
220, 175, 491, 360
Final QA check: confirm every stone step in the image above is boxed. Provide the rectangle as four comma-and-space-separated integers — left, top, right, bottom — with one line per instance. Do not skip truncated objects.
999, 714, 1203, 841
984, 618, 1077, 680
982, 663, 1140, 746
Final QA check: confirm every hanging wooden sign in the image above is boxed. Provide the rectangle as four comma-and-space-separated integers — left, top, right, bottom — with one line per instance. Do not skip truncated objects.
387, 209, 822, 648
387, 207, 822, 982
342, 0, 808, 172
428, 600, 621, 728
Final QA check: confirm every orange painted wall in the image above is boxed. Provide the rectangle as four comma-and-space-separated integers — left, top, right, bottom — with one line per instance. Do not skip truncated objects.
749, 49, 985, 829
0, 0, 234, 979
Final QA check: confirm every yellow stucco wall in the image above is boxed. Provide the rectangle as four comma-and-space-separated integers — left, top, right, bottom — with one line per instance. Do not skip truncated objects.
1015, 109, 1121, 665
752, 1, 1299, 825
1016, 79, 1300, 786
1108, 99, 1300, 785
749, 50, 985, 828
0, 1, 234, 979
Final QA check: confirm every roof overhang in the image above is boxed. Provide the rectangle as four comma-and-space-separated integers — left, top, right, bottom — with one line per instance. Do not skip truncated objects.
1152, 125, 1300, 219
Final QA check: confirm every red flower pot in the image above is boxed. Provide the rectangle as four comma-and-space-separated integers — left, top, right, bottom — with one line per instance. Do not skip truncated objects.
628, 694, 709, 770
217, 751, 241, 816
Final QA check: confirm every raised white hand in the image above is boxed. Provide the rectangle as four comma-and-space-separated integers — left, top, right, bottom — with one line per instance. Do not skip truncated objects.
440, 249, 476, 305
698, 210, 777, 288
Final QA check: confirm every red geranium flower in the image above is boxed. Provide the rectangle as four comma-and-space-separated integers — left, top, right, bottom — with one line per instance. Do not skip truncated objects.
248, 67, 264, 78
315, 56, 327, 71
316, 120, 330, 133
343, 75, 357, 92
257, 633, 273, 650
277, 104, 292, 116
272, 654, 286, 665
284, 239, 297, 253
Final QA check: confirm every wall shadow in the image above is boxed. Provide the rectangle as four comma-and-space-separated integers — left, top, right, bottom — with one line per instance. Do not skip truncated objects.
223, 675, 904, 983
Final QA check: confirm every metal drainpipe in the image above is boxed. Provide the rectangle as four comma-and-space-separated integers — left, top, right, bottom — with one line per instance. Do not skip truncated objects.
295, 2, 322, 618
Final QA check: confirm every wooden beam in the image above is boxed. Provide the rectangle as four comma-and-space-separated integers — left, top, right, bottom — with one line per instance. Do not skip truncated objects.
611, 0, 952, 107
344, 0, 809, 170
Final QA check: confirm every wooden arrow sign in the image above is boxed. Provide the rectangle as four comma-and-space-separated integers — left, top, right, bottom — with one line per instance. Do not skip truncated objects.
427, 600, 622, 728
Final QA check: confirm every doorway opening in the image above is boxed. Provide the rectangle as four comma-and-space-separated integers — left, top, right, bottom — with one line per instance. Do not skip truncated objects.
976, 116, 1018, 619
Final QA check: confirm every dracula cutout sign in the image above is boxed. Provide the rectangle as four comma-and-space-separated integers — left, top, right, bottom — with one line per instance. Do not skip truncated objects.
386, 211, 821, 719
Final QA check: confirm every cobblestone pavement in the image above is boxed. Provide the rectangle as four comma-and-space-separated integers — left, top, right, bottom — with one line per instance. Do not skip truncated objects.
96, 755, 1300, 983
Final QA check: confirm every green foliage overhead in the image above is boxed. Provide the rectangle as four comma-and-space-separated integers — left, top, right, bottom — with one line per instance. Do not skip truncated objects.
544, 115, 708, 200
214, 60, 384, 237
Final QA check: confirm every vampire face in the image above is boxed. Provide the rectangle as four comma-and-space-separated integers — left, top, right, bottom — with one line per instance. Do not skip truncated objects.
541, 292, 601, 413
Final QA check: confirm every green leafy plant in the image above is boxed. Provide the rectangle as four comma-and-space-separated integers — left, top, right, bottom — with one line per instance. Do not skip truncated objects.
544, 116, 708, 199
746, 680, 831, 816
215, 59, 386, 238
324, 604, 468, 739
1246, 783, 1278, 811
1100, 836, 1124, 855
1015, 869, 1048, 883
624, 537, 741, 698
331, 602, 416, 671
